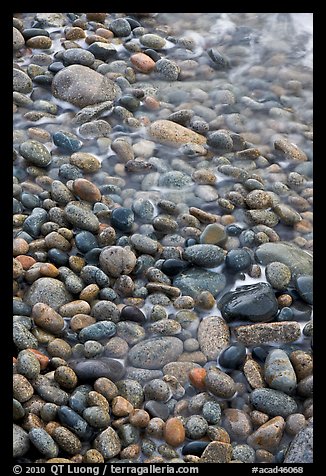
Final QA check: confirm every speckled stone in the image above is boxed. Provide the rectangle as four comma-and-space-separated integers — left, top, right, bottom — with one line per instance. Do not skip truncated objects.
93, 427, 121, 459
250, 388, 298, 417
255, 242, 313, 278
247, 416, 285, 452
200, 441, 233, 463
19, 140, 51, 167
264, 349, 297, 394
284, 420, 313, 463
183, 244, 225, 268
29, 428, 59, 458
128, 337, 184, 370
265, 262, 292, 290
173, 268, 226, 298
13, 424, 30, 458
205, 368, 236, 399
149, 120, 206, 147
233, 321, 301, 346
52, 65, 121, 108
100, 246, 137, 278
223, 409, 253, 441
197, 316, 230, 361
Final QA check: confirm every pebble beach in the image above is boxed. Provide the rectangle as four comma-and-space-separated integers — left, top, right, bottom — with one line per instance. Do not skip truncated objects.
13, 12, 313, 464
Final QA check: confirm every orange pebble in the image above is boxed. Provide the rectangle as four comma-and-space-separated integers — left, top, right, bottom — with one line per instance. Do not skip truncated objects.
130, 53, 155, 73
189, 368, 207, 390
27, 349, 50, 370
13, 357, 17, 364
15, 255, 36, 270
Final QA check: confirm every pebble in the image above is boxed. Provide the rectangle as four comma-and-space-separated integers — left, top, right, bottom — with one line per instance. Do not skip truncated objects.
57, 406, 92, 441
13, 68, 32, 93
129, 409, 150, 428
289, 350, 313, 381
26, 36, 52, 49
13, 374, 34, 402
93, 427, 121, 459
200, 441, 233, 463
79, 321, 116, 342
149, 120, 206, 147
130, 52, 155, 73
19, 140, 51, 167
297, 374, 313, 397
185, 415, 208, 439
29, 428, 59, 458
36, 385, 69, 406
70, 357, 125, 382
52, 65, 121, 107
111, 396, 133, 416
52, 426, 81, 455
284, 421, 313, 463
120, 306, 146, 324
205, 368, 236, 399
220, 282, 278, 323
264, 349, 297, 394
202, 401, 222, 424
294, 275, 313, 304
32, 303, 64, 334
207, 131, 233, 150
197, 315, 230, 361
273, 204, 302, 226
155, 59, 180, 81
83, 406, 111, 428
54, 366, 78, 390
144, 401, 169, 421
144, 379, 171, 402
274, 138, 307, 162
13, 424, 30, 457
232, 444, 256, 463
70, 152, 100, 172
63, 48, 95, 66
94, 377, 118, 401
73, 179, 101, 203
64, 202, 99, 233
255, 242, 313, 278
250, 388, 298, 417
225, 249, 252, 272
163, 362, 200, 386
128, 337, 184, 369
245, 190, 273, 209
130, 234, 158, 255
219, 343, 247, 369
111, 207, 134, 232
88, 42, 117, 60
223, 408, 253, 441
173, 268, 226, 298
16, 350, 41, 380
100, 246, 136, 278
243, 357, 266, 389
117, 321, 145, 345
285, 413, 307, 436
233, 321, 301, 346
183, 244, 225, 268
265, 262, 292, 290
13, 27, 25, 50
53, 131, 82, 153
246, 209, 279, 227
247, 416, 285, 452
116, 379, 144, 408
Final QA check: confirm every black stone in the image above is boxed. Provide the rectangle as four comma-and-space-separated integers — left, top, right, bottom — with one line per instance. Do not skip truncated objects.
33, 75, 53, 86
23, 208, 48, 238
219, 343, 247, 369
111, 207, 134, 232
144, 49, 161, 62
75, 231, 98, 253
22, 28, 50, 39
48, 62, 64, 73
70, 358, 125, 382
251, 346, 271, 362
21, 193, 41, 210
125, 18, 141, 29
47, 248, 69, 266
291, 301, 312, 321
219, 282, 278, 322
207, 48, 230, 69
225, 249, 252, 272
294, 275, 313, 304
118, 95, 140, 112
161, 259, 188, 277
144, 401, 169, 421
276, 307, 294, 322
120, 306, 146, 324
182, 441, 209, 456
57, 406, 93, 441
84, 248, 101, 265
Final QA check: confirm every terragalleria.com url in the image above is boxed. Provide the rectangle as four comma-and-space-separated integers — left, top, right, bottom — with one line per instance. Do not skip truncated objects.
47, 466, 199, 475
